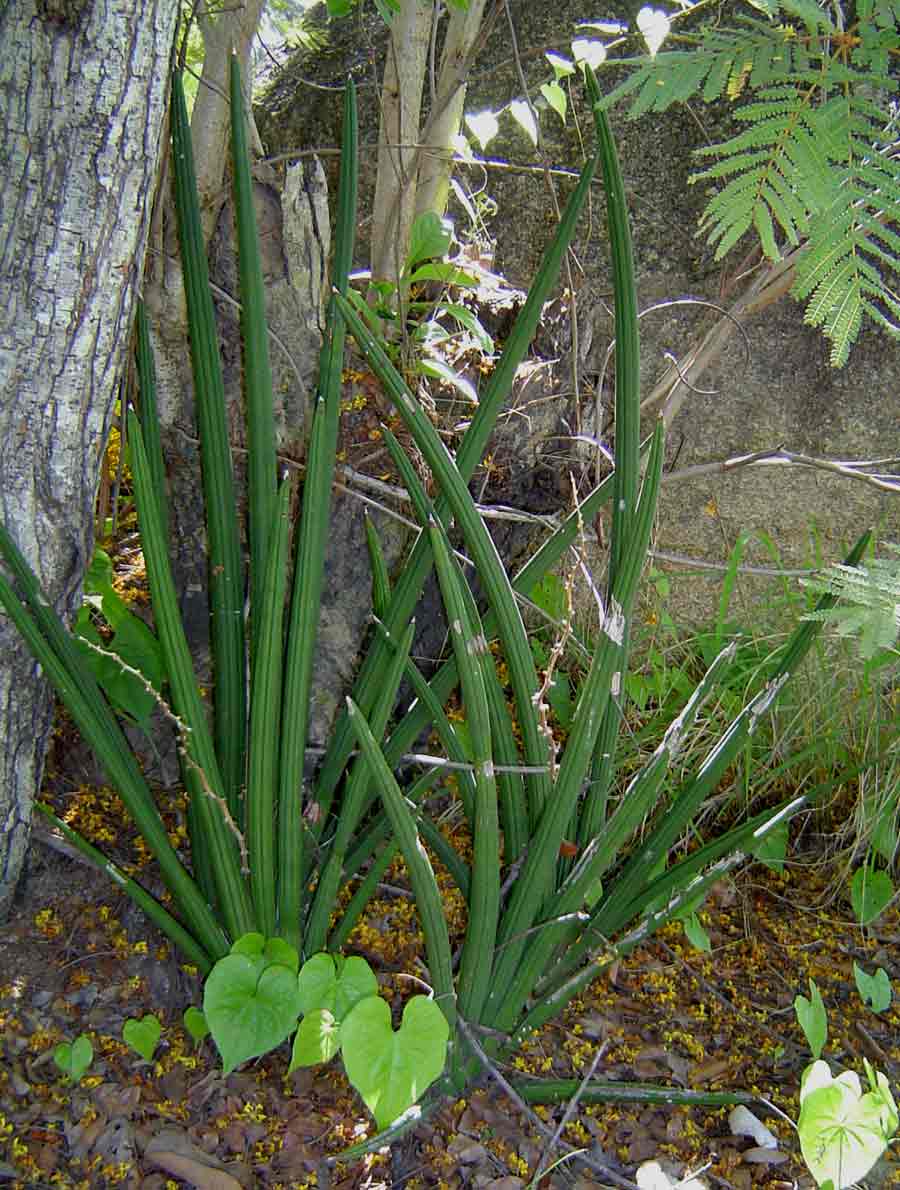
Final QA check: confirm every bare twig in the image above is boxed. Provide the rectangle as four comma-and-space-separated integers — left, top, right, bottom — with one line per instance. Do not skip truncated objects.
457, 1015, 640, 1189
533, 1042, 609, 1181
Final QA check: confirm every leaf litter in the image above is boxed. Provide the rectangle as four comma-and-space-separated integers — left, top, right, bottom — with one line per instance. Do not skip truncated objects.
2, 757, 900, 1187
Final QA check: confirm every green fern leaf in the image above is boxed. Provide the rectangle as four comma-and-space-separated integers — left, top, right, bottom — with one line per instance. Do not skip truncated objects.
777, 0, 835, 29
802, 549, 900, 659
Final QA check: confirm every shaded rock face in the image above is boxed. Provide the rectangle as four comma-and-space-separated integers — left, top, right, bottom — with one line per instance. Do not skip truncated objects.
256, 1, 899, 636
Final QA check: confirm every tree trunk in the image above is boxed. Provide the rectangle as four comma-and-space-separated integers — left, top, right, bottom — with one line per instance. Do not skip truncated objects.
370, 0, 432, 289
0, 0, 178, 917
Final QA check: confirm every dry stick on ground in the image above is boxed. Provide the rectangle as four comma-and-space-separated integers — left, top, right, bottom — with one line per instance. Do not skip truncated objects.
533, 1042, 609, 1182
456, 1015, 641, 1190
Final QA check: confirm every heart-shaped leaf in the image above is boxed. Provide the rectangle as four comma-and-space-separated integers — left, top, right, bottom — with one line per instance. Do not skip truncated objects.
341, 995, 449, 1129
297, 953, 377, 1022
123, 1014, 161, 1061
683, 912, 712, 953
799, 1060, 895, 1187
204, 953, 301, 1074
853, 963, 892, 1013
795, 978, 828, 1059
183, 1006, 210, 1045
288, 1008, 342, 1071
850, 866, 894, 926
540, 81, 567, 123
53, 1035, 93, 1082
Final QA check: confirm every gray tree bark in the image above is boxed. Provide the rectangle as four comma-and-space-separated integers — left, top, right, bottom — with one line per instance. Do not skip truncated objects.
0, 0, 179, 916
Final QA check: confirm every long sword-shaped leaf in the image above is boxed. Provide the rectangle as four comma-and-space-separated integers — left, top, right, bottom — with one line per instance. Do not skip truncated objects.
380, 425, 528, 860
520, 799, 805, 1040
171, 70, 246, 817
277, 80, 358, 951
346, 698, 456, 1027
429, 519, 499, 1023
36, 804, 214, 973
246, 479, 293, 938
336, 293, 553, 827
519, 642, 740, 1009
230, 54, 278, 647
0, 529, 226, 962
579, 68, 642, 843
304, 619, 415, 955
362, 467, 621, 814
595, 528, 871, 937
485, 421, 664, 1032
130, 412, 255, 940
134, 302, 169, 538
312, 149, 601, 819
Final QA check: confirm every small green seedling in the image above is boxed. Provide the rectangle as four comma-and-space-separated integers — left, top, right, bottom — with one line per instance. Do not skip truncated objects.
289, 952, 449, 1129
203, 933, 300, 1075
340, 993, 449, 1129
682, 912, 712, 953
123, 1014, 161, 1061
853, 962, 892, 1014
183, 1006, 210, 1045
53, 1035, 94, 1083
798, 1058, 898, 1188
201, 940, 450, 1129
794, 978, 828, 1059
290, 952, 378, 1069
850, 864, 894, 926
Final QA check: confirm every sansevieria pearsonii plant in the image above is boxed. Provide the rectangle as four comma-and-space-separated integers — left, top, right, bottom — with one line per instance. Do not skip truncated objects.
333, 62, 872, 1108
0, 53, 871, 1149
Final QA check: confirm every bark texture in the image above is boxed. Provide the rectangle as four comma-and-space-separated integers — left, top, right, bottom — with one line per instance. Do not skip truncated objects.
0, 0, 178, 916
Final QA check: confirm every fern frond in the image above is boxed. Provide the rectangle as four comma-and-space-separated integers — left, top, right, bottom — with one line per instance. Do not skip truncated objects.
597, 22, 800, 114
690, 86, 827, 260
790, 98, 900, 365
802, 546, 900, 659
595, 1, 900, 363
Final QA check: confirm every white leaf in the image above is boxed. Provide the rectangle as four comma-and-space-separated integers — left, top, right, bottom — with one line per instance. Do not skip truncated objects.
507, 100, 538, 147
729, 1105, 778, 1149
637, 6, 671, 56
465, 110, 499, 151
571, 38, 607, 69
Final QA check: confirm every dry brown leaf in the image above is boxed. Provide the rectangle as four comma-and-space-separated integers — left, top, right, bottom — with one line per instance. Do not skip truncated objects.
688, 1056, 731, 1084
145, 1128, 249, 1189
742, 1147, 789, 1165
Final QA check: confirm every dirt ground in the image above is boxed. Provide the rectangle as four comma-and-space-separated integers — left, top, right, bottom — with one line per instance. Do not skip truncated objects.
2, 785, 900, 1190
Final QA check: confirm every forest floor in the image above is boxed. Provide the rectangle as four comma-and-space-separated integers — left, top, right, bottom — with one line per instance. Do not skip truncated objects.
2, 769, 900, 1190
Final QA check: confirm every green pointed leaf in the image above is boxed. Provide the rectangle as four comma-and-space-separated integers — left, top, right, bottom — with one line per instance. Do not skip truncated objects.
183, 1007, 210, 1045
203, 953, 301, 1074
683, 912, 712, 953
795, 978, 828, 1058
541, 81, 567, 123
853, 963, 892, 1014
340, 995, 449, 1129
296, 953, 378, 1021
405, 212, 452, 270
53, 1035, 93, 1082
751, 817, 789, 872
123, 1014, 161, 1061
546, 51, 575, 80
850, 866, 894, 925
288, 1008, 343, 1070
405, 264, 478, 287
508, 99, 538, 146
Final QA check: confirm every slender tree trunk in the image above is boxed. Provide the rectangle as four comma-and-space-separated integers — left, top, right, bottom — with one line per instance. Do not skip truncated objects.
413, 0, 490, 221
0, 0, 178, 917
370, 0, 432, 289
